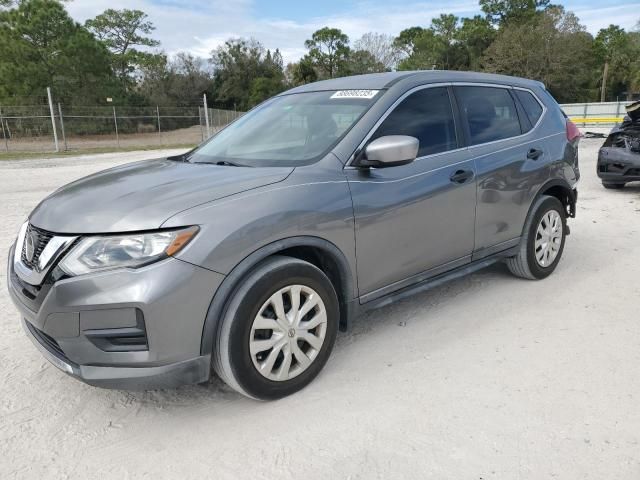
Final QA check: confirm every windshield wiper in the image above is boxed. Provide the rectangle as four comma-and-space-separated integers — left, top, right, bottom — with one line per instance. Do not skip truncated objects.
203, 160, 250, 167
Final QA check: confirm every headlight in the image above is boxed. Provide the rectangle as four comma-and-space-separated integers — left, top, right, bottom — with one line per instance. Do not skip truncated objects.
59, 226, 198, 276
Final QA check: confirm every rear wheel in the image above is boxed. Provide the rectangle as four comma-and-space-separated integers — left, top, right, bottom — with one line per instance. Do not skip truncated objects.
506, 195, 567, 280
602, 182, 625, 190
212, 256, 339, 400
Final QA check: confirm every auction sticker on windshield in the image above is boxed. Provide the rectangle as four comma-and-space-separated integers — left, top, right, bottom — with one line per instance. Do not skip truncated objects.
330, 90, 379, 99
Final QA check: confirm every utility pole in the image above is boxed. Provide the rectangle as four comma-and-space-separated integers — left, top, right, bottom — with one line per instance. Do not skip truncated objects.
57, 103, 68, 151
600, 60, 609, 103
0, 107, 8, 152
203, 93, 210, 138
46, 87, 59, 152
113, 106, 120, 147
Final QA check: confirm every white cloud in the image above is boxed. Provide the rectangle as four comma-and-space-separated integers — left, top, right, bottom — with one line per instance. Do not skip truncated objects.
66, 0, 640, 65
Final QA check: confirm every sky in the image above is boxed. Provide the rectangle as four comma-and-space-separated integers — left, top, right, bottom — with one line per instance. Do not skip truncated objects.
66, 0, 640, 64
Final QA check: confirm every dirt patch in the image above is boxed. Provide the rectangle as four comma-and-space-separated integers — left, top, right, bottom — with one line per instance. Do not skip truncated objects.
1, 141, 639, 479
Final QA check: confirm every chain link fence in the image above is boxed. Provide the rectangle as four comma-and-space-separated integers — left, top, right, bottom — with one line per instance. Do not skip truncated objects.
0, 95, 242, 153
1, 93, 632, 155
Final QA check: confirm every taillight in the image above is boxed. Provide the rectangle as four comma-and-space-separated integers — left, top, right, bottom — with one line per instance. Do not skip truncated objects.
566, 119, 581, 143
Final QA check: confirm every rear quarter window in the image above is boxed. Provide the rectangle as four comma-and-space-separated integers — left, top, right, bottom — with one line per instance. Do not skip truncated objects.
455, 86, 522, 145
514, 89, 544, 128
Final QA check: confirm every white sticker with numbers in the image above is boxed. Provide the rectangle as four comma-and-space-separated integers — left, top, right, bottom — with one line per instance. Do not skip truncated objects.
330, 90, 379, 99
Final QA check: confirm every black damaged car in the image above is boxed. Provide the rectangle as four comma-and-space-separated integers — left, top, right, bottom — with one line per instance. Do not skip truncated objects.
597, 101, 640, 189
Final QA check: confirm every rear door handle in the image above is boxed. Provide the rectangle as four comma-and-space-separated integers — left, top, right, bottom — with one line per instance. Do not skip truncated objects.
449, 169, 474, 184
527, 148, 543, 160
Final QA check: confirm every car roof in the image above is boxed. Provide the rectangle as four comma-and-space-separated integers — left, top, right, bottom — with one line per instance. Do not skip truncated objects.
281, 70, 545, 95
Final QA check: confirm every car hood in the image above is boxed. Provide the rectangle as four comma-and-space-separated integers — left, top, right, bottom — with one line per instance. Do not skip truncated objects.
29, 158, 293, 234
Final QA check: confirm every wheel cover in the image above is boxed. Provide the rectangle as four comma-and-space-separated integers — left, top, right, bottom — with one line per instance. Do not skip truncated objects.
249, 284, 327, 381
534, 209, 563, 267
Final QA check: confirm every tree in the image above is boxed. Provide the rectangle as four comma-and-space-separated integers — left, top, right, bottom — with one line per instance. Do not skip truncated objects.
210, 38, 285, 110
139, 52, 212, 106
457, 16, 496, 69
86, 9, 160, 90
594, 25, 640, 101
482, 7, 597, 102
286, 57, 318, 86
480, 0, 551, 26
396, 15, 468, 71
346, 50, 386, 75
0, 0, 117, 102
393, 26, 426, 56
304, 27, 350, 78
354, 32, 402, 70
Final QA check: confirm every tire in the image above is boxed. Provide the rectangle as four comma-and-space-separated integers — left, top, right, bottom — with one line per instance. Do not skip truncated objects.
506, 195, 567, 280
212, 255, 339, 400
602, 182, 625, 190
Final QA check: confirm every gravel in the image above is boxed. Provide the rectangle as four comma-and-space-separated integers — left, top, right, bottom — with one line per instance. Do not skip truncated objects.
1, 140, 639, 479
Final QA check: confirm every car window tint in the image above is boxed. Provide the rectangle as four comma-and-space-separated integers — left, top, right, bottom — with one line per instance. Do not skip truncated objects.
514, 89, 543, 127
456, 86, 522, 145
371, 87, 457, 157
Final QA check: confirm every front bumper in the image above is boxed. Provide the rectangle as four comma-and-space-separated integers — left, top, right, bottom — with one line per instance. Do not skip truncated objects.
597, 147, 640, 183
22, 318, 210, 389
8, 244, 224, 389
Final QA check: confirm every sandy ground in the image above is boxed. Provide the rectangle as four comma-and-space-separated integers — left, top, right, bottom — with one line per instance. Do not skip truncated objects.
1, 139, 640, 479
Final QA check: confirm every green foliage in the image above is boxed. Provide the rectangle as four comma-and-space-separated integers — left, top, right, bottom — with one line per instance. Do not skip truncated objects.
397, 14, 484, 71
85, 9, 161, 91
287, 56, 318, 86
482, 7, 597, 102
1, 0, 638, 107
304, 27, 351, 78
480, 0, 550, 25
210, 39, 285, 110
0, 0, 118, 102
393, 27, 426, 55
457, 16, 496, 69
594, 25, 640, 99
346, 50, 387, 75
139, 52, 212, 106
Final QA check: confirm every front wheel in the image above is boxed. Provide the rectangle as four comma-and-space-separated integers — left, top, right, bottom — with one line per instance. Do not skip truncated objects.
212, 256, 339, 400
506, 195, 567, 280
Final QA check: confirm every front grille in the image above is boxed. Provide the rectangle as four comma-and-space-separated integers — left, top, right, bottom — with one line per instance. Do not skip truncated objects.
21, 224, 55, 270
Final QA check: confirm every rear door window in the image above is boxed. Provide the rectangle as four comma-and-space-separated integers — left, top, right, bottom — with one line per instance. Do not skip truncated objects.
455, 86, 522, 145
370, 87, 458, 157
514, 89, 544, 128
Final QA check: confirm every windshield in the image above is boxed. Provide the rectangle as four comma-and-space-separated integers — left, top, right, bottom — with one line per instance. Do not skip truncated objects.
189, 90, 380, 167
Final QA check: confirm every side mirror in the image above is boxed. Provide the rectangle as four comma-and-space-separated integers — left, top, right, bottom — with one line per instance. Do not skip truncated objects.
357, 135, 419, 168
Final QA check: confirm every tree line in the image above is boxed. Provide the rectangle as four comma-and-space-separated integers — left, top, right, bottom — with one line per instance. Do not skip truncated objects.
1, 0, 639, 111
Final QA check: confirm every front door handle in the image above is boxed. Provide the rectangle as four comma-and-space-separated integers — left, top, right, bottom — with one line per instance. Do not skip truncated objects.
527, 148, 543, 160
449, 169, 474, 184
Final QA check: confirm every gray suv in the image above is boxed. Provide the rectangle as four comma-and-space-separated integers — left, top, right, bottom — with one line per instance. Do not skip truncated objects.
8, 71, 580, 400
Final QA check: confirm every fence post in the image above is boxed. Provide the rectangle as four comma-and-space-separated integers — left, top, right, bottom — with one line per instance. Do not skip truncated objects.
156, 105, 161, 136
198, 106, 204, 141
0, 107, 8, 152
46, 87, 59, 152
57, 102, 67, 151
615, 101, 621, 120
203, 94, 210, 139
113, 106, 120, 147
582, 103, 588, 128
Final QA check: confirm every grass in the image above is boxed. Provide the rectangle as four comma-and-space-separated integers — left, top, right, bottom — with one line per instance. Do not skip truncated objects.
0, 143, 196, 161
